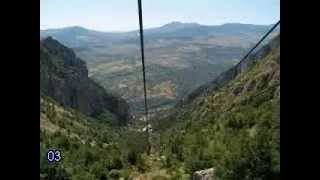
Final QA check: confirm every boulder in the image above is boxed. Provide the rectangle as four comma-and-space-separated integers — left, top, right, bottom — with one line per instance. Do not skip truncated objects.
193, 168, 215, 180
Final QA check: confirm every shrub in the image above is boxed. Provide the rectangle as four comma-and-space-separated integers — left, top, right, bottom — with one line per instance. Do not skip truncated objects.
108, 157, 123, 170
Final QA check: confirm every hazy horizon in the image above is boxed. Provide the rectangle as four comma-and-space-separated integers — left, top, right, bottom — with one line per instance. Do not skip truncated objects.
41, 0, 279, 32
40, 21, 277, 33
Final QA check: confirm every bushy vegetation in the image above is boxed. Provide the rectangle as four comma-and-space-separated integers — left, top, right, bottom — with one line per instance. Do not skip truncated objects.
156, 42, 280, 179
40, 97, 150, 180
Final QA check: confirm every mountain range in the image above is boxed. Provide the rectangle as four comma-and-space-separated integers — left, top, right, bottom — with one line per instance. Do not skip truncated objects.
40, 21, 279, 118
40, 22, 277, 44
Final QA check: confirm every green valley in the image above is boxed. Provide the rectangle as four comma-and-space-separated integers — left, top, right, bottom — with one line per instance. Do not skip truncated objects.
41, 22, 279, 118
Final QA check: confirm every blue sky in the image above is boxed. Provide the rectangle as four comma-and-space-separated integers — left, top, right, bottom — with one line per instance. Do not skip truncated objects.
40, 0, 280, 32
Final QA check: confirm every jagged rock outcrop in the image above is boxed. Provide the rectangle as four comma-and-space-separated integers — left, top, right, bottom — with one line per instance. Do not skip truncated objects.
193, 168, 215, 180
40, 37, 131, 124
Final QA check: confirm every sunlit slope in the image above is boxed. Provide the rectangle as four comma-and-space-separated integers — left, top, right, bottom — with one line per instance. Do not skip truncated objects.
157, 34, 280, 179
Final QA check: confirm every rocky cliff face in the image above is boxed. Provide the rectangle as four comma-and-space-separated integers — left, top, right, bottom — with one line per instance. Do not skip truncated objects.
40, 37, 130, 124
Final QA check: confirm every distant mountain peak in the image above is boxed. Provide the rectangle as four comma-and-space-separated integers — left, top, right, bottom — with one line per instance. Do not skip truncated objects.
62, 26, 89, 32
165, 21, 183, 26
222, 22, 247, 25
164, 21, 201, 27
153, 21, 202, 32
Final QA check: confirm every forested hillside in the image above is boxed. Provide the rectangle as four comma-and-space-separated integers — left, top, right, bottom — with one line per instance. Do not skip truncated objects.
152, 34, 280, 179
